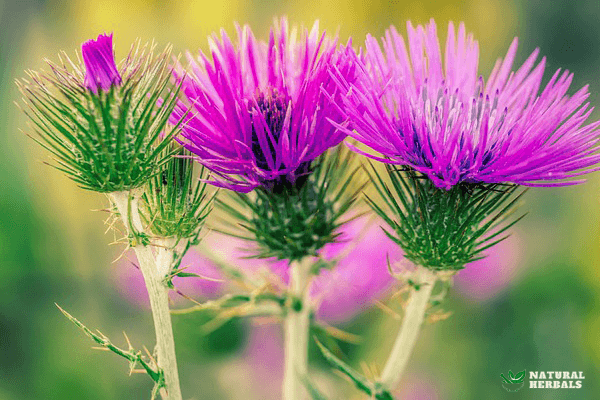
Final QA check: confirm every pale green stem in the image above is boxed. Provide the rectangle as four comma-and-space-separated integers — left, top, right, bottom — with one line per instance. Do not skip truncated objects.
380, 265, 437, 392
110, 191, 183, 400
283, 258, 313, 400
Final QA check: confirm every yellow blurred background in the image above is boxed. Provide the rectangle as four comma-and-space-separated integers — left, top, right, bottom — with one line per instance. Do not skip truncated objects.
2, 0, 600, 399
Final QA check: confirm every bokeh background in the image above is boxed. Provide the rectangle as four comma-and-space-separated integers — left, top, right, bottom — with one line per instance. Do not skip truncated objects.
2, 0, 600, 399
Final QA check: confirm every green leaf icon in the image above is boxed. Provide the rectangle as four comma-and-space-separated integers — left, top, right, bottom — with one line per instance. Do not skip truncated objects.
502, 369, 526, 392
501, 370, 526, 384
514, 370, 526, 383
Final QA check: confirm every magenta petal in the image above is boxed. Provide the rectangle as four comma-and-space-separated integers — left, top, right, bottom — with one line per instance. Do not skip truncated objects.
82, 33, 122, 93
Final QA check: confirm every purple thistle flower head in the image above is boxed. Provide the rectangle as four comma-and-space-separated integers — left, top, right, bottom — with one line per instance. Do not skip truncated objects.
174, 17, 356, 192
82, 33, 122, 93
19, 34, 181, 193
333, 19, 600, 189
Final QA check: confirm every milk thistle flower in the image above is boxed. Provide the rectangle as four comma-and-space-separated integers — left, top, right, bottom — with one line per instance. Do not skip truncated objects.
330, 19, 600, 271
175, 18, 362, 262
174, 18, 360, 400
217, 146, 364, 400
174, 17, 356, 193
18, 33, 181, 192
333, 19, 600, 189
19, 34, 194, 399
326, 19, 600, 396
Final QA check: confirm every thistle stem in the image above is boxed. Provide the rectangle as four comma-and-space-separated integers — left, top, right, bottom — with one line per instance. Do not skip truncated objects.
379, 265, 437, 392
283, 258, 313, 400
110, 191, 183, 400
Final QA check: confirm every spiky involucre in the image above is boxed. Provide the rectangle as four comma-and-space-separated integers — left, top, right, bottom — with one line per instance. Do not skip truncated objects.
140, 147, 215, 241
367, 165, 525, 271
217, 146, 366, 261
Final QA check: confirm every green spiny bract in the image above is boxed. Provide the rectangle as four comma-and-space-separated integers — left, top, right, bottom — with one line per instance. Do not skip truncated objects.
367, 165, 526, 271
140, 147, 215, 241
17, 41, 182, 192
218, 146, 365, 262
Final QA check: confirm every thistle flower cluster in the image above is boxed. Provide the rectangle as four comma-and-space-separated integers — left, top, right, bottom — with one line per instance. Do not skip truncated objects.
23, 18, 599, 272
18, 15, 600, 400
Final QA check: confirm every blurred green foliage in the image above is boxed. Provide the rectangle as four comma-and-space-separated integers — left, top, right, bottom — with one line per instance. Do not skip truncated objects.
2, 0, 600, 399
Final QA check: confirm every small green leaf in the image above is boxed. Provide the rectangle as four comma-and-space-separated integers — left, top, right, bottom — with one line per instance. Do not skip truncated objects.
174, 272, 204, 278
314, 337, 394, 399
500, 373, 512, 384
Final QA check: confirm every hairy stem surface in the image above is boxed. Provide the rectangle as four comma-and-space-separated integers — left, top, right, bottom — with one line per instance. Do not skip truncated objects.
110, 191, 182, 400
380, 266, 437, 392
283, 258, 313, 400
